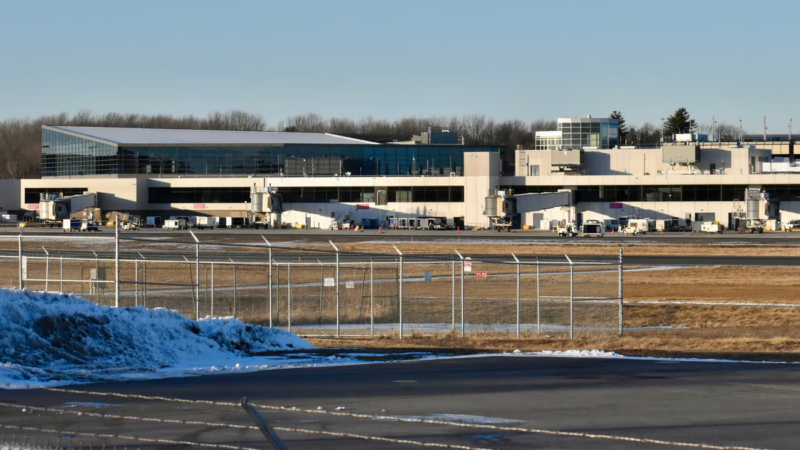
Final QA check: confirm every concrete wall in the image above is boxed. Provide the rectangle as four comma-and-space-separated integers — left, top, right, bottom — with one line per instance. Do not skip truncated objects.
464, 151, 500, 227
516, 145, 769, 177
20, 178, 141, 212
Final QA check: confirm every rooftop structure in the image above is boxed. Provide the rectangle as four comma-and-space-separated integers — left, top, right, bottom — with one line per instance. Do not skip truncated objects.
535, 116, 620, 150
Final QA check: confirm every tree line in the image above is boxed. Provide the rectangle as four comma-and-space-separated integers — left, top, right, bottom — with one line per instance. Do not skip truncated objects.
0, 108, 745, 179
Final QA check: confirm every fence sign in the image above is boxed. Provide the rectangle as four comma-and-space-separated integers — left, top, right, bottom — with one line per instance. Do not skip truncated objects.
21, 256, 27, 279
345, 281, 355, 289
475, 271, 488, 279
324, 277, 335, 287
424, 272, 432, 282
464, 257, 472, 273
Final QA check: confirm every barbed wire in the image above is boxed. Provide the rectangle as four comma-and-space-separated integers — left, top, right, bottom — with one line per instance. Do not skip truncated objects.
0, 402, 490, 450
37, 387, 769, 450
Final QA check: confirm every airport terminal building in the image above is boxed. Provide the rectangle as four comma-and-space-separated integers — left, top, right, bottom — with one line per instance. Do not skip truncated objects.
2, 121, 800, 229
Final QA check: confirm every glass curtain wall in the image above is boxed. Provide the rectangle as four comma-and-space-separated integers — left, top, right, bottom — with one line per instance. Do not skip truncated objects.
41, 129, 118, 177
42, 129, 497, 177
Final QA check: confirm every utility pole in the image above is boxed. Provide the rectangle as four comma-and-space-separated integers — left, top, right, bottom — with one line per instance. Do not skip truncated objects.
764, 115, 768, 142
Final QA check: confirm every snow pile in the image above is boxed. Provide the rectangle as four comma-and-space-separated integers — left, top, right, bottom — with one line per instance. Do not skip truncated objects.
0, 289, 312, 386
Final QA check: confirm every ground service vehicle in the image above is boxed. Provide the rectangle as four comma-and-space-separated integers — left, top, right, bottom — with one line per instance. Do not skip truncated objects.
786, 220, 800, 232
700, 221, 724, 234
626, 219, 650, 235
417, 217, 448, 230
195, 216, 215, 230
121, 216, 142, 231
558, 223, 578, 237
163, 219, 187, 230
580, 220, 604, 237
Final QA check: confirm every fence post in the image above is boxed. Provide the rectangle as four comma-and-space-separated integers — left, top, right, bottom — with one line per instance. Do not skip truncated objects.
512, 253, 520, 339
268, 241, 273, 328
195, 237, 200, 320
233, 263, 238, 318
619, 248, 624, 337
536, 254, 541, 335
331, 241, 340, 338
370, 259, 374, 335
60, 256, 63, 293
455, 249, 465, 338
18, 230, 23, 289
115, 214, 120, 308
43, 246, 49, 292
394, 246, 403, 340
135, 260, 139, 307
451, 260, 455, 331
287, 262, 292, 332
567, 254, 574, 340
210, 262, 215, 317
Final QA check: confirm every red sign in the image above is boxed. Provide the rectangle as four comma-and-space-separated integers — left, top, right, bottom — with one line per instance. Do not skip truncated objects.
193, 204, 207, 209
476, 271, 488, 279
26, 204, 40, 210
609, 203, 623, 209
357, 204, 369, 210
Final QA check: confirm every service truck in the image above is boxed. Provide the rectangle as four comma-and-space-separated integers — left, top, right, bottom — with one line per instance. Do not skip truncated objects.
195, 216, 215, 230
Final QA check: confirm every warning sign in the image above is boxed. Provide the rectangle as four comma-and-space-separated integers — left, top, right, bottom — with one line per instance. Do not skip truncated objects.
345, 281, 355, 289
464, 257, 472, 273
475, 271, 488, 279
324, 277, 335, 287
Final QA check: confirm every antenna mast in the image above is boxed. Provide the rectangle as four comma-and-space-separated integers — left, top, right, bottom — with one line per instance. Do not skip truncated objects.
739, 119, 743, 142
763, 115, 768, 142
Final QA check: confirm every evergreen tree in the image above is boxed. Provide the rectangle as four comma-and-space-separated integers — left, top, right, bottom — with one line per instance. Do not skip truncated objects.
665, 107, 697, 138
609, 111, 628, 142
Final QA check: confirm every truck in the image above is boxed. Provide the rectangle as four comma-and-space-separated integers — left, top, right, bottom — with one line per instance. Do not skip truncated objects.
63, 219, 100, 232
163, 219, 188, 230
656, 218, 690, 232
195, 216, 215, 230
580, 220, 604, 237
700, 221, 724, 234
557, 222, 578, 237
625, 219, 650, 235
417, 217, 449, 230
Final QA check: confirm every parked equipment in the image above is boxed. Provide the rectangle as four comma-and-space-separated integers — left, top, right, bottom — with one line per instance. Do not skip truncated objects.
700, 221, 724, 234
163, 219, 188, 230
195, 216, 215, 230
580, 220, 604, 237
558, 222, 578, 237
484, 189, 517, 232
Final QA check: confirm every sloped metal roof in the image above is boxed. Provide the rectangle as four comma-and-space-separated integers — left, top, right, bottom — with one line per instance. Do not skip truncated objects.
46, 126, 378, 146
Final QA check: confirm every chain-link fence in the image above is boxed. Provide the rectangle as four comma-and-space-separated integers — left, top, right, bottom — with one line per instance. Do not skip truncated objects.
0, 230, 624, 339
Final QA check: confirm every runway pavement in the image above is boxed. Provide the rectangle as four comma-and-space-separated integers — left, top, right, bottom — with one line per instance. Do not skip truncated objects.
2, 355, 798, 449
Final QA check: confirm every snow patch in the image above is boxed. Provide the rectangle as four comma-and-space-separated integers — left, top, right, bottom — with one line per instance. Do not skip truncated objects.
0, 288, 312, 387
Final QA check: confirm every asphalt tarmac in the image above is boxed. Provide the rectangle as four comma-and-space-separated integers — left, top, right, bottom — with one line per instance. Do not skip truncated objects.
2, 355, 799, 449
8, 226, 800, 244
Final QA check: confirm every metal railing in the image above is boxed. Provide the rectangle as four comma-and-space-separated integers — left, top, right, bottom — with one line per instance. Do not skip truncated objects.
0, 229, 624, 339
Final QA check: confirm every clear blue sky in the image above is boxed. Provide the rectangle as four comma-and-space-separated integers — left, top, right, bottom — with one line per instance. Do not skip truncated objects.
1, 0, 797, 131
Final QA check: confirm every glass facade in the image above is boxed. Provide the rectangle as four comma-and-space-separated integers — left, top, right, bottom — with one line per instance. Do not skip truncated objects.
42, 128, 497, 178
42, 129, 118, 176
571, 185, 775, 202
535, 118, 619, 150
24, 187, 88, 204
148, 186, 464, 204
